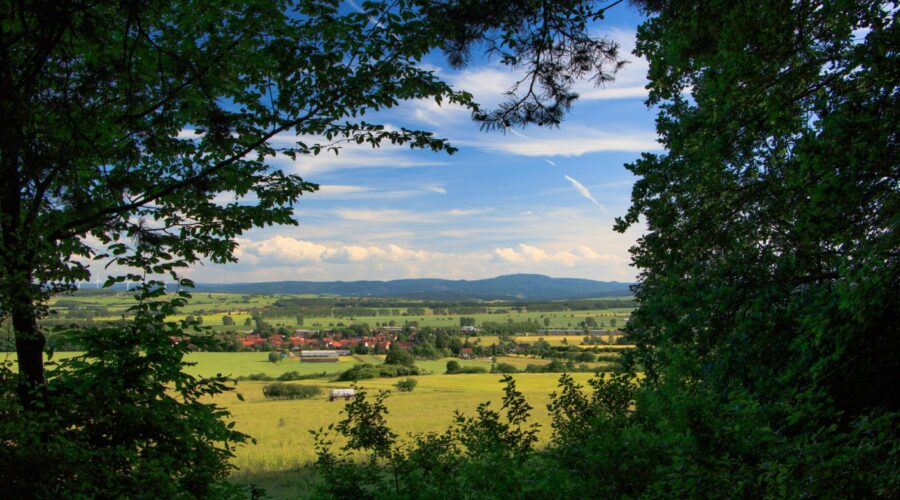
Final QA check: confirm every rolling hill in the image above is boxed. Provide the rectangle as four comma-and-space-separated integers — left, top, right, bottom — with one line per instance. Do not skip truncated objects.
189, 274, 632, 301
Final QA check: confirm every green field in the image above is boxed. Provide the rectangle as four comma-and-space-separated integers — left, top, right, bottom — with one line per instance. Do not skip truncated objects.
173, 353, 616, 496
5, 349, 629, 497
46, 292, 632, 334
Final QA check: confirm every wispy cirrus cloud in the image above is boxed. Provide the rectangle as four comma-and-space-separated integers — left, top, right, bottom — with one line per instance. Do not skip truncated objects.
564, 175, 605, 211
333, 207, 494, 223
459, 128, 659, 157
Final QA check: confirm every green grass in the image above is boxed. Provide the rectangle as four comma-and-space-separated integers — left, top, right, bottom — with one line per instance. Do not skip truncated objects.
221, 371, 602, 477
182, 352, 365, 379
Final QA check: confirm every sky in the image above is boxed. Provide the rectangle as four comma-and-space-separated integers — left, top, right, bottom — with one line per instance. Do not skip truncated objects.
189, 4, 656, 284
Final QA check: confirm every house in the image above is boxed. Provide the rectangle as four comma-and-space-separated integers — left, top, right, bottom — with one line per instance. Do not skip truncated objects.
459, 347, 474, 359
461, 325, 477, 333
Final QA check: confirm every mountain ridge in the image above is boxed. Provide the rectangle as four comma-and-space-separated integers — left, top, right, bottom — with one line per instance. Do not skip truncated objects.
189, 273, 633, 300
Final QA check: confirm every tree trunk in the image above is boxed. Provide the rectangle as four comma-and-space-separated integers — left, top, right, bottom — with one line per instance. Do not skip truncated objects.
13, 290, 45, 407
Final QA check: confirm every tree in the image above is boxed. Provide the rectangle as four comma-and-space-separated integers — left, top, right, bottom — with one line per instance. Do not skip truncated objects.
222, 315, 234, 327
619, 0, 898, 416
384, 344, 415, 368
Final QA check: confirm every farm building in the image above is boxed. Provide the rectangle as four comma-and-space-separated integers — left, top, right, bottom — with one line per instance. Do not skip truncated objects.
301, 349, 350, 357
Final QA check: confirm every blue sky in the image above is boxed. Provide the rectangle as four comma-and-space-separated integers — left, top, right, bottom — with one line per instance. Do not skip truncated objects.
192, 4, 656, 284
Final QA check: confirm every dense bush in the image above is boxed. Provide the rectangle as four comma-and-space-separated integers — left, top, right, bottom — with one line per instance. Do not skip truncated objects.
446, 363, 488, 375
262, 383, 322, 400
394, 378, 418, 392
338, 363, 421, 381
490, 363, 519, 373
239, 372, 275, 381
313, 374, 899, 498
277, 370, 327, 381
267, 351, 281, 363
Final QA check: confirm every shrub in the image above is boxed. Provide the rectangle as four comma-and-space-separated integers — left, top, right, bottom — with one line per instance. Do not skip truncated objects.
446, 360, 461, 374
379, 364, 420, 377
239, 372, 275, 381
338, 364, 421, 382
277, 370, 327, 381
394, 378, 418, 392
491, 362, 518, 373
447, 366, 488, 374
262, 383, 321, 400
338, 364, 382, 381
575, 352, 596, 363
268, 351, 281, 363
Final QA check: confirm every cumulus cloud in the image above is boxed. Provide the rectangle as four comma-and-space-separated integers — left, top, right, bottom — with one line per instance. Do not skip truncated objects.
563, 175, 605, 211
231, 237, 625, 277
493, 243, 622, 267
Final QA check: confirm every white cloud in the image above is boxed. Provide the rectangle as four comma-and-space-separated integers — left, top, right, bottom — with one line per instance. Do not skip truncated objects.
447, 208, 494, 216
211, 236, 631, 280
545, 159, 557, 166
240, 236, 328, 263
493, 243, 622, 267
563, 175, 605, 211
461, 129, 659, 157
333, 207, 495, 222
428, 185, 448, 194
334, 208, 435, 223
315, 184, 373, 197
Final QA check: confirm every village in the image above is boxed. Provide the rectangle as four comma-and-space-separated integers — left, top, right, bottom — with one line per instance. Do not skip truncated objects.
233, 324, 627, 361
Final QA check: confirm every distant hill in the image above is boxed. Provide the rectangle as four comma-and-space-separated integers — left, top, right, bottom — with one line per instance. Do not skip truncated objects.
190, 274, 633, 301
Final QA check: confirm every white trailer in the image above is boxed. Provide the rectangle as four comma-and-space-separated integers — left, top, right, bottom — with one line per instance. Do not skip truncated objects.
329, 388, 356, 401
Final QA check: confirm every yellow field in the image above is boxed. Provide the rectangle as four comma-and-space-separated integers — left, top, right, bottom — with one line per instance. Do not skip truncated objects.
221, 371, 599, 476
5, 351, 626, 496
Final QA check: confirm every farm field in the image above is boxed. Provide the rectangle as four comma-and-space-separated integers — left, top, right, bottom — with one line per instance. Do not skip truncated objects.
45, 292, 633, 334
222, 371, 610, 497
4, 350, 630, 497
174, 353, 619, 496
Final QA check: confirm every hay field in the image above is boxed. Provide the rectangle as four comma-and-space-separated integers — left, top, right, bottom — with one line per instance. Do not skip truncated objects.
221, 371, 599, 475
